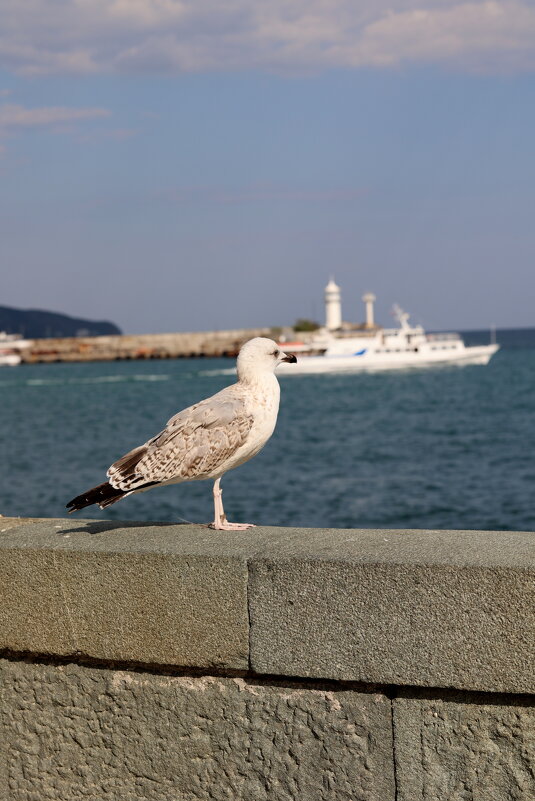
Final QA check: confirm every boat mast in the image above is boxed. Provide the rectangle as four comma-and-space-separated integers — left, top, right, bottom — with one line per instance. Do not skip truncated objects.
392, 304, 411, 331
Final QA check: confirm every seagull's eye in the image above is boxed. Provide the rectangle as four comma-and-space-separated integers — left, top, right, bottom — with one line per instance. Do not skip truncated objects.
272, 350, 280, 358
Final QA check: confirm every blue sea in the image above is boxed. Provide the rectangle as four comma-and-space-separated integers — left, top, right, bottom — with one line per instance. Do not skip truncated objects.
1, 328, 534, 531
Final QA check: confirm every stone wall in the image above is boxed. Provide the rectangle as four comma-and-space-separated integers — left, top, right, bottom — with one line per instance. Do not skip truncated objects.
0, 518, 533, 800
22, 328, 275, 363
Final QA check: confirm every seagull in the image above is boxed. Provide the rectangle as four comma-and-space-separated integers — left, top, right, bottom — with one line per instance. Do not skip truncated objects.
66, 337, 297, 529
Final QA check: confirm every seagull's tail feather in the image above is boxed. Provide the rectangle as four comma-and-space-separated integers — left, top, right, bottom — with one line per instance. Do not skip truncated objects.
66, 481, 128, 513
108, 445, 148, 484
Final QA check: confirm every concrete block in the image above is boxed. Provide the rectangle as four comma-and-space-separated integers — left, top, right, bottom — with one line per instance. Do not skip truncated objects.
2, 520, 534, 691
393, 691, 535, 801
0, 519, 250, 669
248, 527, 535, 693
0, 659, 395, 801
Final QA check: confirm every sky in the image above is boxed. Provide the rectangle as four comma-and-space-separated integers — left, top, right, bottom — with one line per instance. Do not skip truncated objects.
1, 0, 535, 334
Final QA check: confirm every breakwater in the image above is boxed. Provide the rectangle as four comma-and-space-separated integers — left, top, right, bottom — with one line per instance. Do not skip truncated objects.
1, 518, 533, 800
21, 327, 276, 363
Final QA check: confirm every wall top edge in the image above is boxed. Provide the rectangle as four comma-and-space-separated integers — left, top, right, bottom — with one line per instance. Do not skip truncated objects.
1, 517, 534, 569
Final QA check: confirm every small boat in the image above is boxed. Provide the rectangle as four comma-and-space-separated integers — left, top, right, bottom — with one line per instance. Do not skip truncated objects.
278, 307, 499, 375
0, 350, 22, 367
0, 332, 32, 367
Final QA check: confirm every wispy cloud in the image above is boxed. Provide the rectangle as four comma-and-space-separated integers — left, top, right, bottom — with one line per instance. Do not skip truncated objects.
0, 101, 112, 156
0, 1, 534, 76
0, 104, 110, 130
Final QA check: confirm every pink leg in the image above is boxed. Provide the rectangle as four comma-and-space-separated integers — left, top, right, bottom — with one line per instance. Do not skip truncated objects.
210, 478, 255, 531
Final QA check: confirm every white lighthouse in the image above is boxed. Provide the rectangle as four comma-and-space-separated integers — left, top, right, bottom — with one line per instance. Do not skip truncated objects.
325, 278, 342, 331
362, 292, 376, 328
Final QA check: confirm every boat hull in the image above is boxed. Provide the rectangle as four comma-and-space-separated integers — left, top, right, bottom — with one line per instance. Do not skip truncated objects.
0, 353, 22, 367
277, 344, 499, 375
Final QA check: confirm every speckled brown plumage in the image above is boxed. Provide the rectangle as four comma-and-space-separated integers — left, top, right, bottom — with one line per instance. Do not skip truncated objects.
107, 388, 254, 490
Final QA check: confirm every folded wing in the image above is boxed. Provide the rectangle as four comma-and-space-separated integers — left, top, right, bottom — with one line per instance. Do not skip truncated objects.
107, 388, 254, 491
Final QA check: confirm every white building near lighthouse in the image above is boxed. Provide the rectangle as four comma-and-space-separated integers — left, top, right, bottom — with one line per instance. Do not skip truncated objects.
362, 292, 376, 328
324, 278, 342, 330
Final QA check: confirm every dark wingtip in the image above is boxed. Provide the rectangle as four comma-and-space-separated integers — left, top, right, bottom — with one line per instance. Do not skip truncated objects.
65, 481, 122, 513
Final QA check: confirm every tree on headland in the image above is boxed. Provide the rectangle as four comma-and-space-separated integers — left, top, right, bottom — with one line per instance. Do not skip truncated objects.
293, 318, 320, 332
0, 305, 121, 338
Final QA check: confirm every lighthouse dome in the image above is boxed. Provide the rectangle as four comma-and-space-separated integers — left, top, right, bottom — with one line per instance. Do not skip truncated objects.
325, 278, 340, 293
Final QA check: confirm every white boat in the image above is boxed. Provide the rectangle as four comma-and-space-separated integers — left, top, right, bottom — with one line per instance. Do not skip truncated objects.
0, 351, 22, 367
278, 307, 499, 375
0, 332, 32, 367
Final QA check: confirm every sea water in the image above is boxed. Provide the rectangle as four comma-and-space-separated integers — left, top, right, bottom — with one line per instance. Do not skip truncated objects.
1, 328, 534, 531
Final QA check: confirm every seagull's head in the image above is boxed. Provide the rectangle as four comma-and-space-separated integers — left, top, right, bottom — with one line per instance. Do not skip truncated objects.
237, 337, 297, 381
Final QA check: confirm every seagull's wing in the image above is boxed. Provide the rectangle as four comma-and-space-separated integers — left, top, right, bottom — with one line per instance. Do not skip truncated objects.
107, 387, 254, 491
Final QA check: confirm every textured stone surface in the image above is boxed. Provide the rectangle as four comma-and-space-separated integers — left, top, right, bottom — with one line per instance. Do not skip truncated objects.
0, 659, 395, 801
394, 691, 535, 801
1, 519, 535, 690
247, 528, 535, 693
0, 519, 250, 669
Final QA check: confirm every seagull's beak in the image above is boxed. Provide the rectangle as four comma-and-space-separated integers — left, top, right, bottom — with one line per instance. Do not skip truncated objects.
281, 352, 297, 363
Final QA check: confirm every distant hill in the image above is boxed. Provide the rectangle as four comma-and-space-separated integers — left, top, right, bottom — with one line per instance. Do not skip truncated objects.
0, 306, 122, 339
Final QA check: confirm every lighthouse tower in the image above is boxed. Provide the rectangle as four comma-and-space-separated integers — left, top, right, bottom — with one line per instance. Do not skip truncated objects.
325, 278, 342, 331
